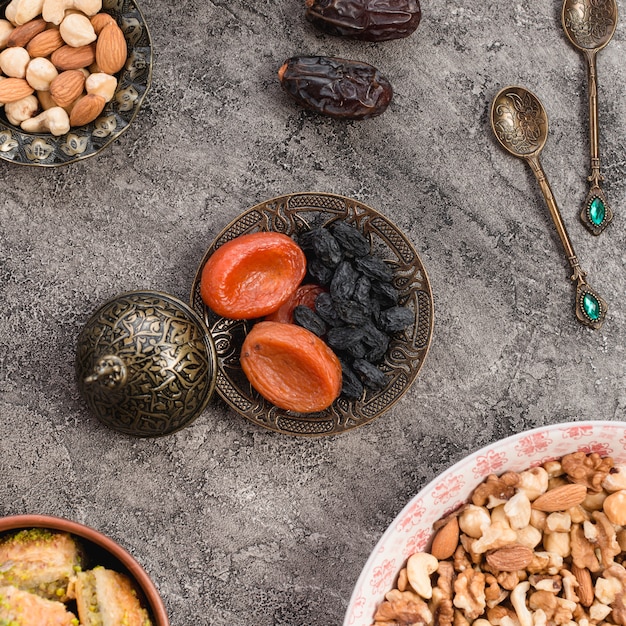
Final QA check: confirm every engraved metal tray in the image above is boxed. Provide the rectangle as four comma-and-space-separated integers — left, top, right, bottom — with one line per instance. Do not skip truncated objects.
0, 0, 152, 167
190, 192, 434, 437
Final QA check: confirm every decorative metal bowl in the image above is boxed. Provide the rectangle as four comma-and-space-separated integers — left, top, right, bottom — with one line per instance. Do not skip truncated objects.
0, 514, 169, 625
191, 192, 434, 437
75, 290, 217, 436
0, 0, 152, 167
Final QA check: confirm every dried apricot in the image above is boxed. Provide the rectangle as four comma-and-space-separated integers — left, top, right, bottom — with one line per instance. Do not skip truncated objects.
200, 232, 307, 319
265, 283, 326, 324
240, 321, 342, 413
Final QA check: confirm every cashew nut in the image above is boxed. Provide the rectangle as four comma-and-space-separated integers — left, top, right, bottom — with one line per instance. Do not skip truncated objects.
25, 57, 59, 91
20, 105, 69, 134
4, 0, 45, 25
4, 93, 38, 124
510, 581, 533, 626
0, 20, 15, 49
0, 46, 30, 78
504, 491, 532, 530
405, 552, 438, 599
42, 0, 102, 25
59, 13, 96, 46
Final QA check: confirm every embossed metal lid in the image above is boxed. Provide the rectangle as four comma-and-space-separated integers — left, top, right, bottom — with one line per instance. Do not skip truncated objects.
75, 290, 217, 437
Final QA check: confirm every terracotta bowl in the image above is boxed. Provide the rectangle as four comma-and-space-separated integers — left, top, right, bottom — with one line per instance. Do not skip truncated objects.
0, 514, 169, 625
344, 420, 626, 626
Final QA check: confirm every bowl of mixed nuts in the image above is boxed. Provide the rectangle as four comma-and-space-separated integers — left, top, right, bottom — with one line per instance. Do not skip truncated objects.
345, 420, 626, 626
0, 0, 152, 166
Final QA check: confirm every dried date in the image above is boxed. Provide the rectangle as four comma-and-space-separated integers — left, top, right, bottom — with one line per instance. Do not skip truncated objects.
278, 56, 393, 120
305, 0, 421, 42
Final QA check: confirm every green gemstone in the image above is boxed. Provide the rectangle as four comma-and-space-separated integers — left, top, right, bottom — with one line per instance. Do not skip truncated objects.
582, 292, 601, 321
589, 197, 606, 226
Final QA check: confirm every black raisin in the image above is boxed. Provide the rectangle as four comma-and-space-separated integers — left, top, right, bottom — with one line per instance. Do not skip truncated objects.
352, 358, 387, 389
293, 305, 327, 337
315, 291, 341, 326
334, 299, 370, 325
346, 341, 368, 359
354, 255, 394, 282
330, 260, 358, 302
362, 322, 390, 362
301, 227, 343, 268
330, 221, 371, 257
307, 257, 334, 286
340, 361, 364, 399
371, 279, 399, 306
327, 326, 365, 351
353, 275, 371, 308
378, 306, 414, 332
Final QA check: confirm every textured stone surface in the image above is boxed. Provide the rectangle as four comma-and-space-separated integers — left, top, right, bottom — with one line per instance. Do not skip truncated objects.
1, 0, 626, 624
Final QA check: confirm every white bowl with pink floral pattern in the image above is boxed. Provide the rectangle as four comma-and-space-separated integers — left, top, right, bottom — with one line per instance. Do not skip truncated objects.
344, 420, 626, 626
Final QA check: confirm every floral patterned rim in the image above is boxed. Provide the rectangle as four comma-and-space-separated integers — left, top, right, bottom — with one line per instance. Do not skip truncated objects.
343, 420, 626, 626
0, 0, 152, 167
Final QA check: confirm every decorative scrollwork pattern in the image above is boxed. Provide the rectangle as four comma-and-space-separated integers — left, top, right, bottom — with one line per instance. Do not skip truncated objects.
563, 0, 617, 49
190, 193, 434, 437
76, 292, 217, 436
492, 90, 546, 156
0, 0, 152, 166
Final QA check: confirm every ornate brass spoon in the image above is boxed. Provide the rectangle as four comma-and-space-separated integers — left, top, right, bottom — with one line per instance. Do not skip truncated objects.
490, 86, 607, 329
562, 0, 617, 235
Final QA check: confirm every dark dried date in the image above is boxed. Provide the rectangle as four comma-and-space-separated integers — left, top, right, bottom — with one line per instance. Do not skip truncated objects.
278, 56, 393, 120
305, 0, 421, 42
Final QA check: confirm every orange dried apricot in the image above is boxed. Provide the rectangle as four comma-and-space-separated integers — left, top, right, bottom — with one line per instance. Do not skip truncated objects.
265, 283, 326, 324
240, 321, 342, 413
200, 232, 307, 319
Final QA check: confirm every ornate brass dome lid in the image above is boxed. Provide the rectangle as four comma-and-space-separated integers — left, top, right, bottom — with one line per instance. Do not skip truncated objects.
75, 290, 217, 437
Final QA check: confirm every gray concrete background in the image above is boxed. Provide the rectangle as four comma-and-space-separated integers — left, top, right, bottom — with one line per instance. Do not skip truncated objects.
1, 0, 626, 624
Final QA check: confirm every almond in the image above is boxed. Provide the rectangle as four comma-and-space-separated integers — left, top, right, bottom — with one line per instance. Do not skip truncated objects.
51, 44, 96, 71
26, 28, 64, 58
90, 12, 116, 35
95, 22, 127, 75
485, 543, 534, 572
0, 77, 35, 103
49, 70, 86, 108
7, 18, 47, 47
430, 517, 460, 560
69, 93, 106, 126
571, 564, 594, 607
531, 483, 588, 512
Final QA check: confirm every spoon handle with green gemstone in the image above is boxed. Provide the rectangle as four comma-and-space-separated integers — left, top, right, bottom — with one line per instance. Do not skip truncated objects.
526, 154, 608, 329
581, 49, 613, 235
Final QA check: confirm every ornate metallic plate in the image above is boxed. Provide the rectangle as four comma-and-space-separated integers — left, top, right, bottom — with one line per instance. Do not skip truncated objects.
0, 0, 152, 167
190, 192, 434, 437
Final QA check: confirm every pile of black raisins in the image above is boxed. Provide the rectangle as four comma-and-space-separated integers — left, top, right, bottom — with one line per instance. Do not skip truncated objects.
295, 221, 413, 399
